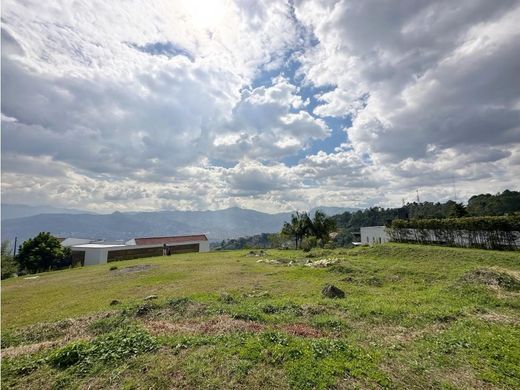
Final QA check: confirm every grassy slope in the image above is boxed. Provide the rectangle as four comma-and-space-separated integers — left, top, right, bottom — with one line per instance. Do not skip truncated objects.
2, 244, 520, 389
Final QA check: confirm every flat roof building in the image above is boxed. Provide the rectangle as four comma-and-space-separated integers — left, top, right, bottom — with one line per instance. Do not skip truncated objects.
65, 234, 209, 266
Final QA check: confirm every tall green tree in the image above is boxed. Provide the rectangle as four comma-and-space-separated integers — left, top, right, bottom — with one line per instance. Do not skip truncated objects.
281, 212, 311, 249
1, 240, 18, 279
309, 210, 337, 245
447, 201, 468, 218
17, 232, 72, 274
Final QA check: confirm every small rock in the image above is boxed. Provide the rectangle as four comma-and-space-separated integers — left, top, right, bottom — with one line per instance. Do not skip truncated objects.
322, 284, 345, 299
144, 295, 158, 301
110, 299, 121, 306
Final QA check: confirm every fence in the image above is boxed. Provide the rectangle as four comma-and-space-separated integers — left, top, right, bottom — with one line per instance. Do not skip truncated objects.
387, 216, 520, 250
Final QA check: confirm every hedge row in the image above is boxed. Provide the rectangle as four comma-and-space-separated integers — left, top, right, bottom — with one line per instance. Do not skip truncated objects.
388, 216, 520, 250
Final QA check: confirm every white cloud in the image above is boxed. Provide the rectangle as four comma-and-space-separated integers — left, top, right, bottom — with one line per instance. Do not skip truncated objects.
212, 77, 330, 160
295, 0, 520, 162
1, 0, 519, 213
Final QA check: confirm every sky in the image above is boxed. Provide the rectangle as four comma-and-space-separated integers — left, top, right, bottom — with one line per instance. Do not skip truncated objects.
1, 0, 519, 213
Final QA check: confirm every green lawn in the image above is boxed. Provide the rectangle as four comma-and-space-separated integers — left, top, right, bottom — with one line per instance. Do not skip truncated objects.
2, 244, 520, 389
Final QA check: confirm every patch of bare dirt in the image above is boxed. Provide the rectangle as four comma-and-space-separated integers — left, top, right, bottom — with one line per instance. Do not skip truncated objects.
112, 264, 157, 275
282, 323, 325, 338
352, 322, 450, 347
143, 315, 265, 336
1, 313, 109, 359
143, 315, 328, 338
462, 267, 520, 292
476, 311, 520, 325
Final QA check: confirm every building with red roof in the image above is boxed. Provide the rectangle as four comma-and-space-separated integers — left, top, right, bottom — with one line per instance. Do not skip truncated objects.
65, 234, 209, 266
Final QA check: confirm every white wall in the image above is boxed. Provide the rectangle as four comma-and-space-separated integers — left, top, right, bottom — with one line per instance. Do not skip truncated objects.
83, 248, 109, 266
360, 226, 390, 245
199, 240, 210, 252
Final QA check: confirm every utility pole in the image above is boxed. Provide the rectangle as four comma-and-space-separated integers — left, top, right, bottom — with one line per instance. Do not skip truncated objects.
416, 189, 420, 203
13, 236, 18, 257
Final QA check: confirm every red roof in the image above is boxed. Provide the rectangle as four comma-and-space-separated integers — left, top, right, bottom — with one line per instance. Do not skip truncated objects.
134, 234, 208, 246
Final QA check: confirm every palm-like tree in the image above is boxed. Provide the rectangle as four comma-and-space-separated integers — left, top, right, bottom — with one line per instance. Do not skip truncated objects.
310, 210, 337, 244
282, 212, 311, 249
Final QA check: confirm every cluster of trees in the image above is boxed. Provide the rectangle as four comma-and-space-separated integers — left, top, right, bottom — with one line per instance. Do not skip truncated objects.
215, 233, 286, 250
281, 210, 336, 250
466, 190, 520, 216
1, 232, 72, 279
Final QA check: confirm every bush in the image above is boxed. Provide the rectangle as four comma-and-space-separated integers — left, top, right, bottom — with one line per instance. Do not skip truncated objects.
301, 236, 317, 252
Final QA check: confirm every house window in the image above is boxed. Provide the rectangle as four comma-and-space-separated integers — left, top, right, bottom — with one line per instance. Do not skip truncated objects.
366, 237, 369, 243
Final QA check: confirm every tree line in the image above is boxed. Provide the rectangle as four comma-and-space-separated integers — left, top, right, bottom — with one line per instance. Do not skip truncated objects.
332, 190, 520, 246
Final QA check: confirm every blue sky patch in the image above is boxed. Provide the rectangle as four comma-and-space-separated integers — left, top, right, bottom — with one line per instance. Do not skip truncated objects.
130, 41, 194, 62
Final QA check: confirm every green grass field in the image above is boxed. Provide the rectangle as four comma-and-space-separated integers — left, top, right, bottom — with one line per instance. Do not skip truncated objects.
2, 244, 520, 389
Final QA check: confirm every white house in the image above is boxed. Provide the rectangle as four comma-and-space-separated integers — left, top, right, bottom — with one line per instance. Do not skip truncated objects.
360, 226, 390, 245
64, 234, 209, 266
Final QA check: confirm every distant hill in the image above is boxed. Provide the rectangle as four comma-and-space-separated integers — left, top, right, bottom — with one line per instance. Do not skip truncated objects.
0, 205, 361, 245
0, 207, 288, 244
1, 204, 93, 220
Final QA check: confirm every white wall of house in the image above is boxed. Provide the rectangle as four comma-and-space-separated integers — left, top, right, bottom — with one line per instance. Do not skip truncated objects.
73, 244, 126, 266
72, 239, 210, 266
199, 240, 210, 252
360, 226, 390, 245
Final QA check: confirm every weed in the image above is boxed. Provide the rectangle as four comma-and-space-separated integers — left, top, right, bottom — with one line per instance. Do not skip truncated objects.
48, 327, 158, 370
168, 297, 192, 312
219, 292, 236, 304
87, 315, 132, 336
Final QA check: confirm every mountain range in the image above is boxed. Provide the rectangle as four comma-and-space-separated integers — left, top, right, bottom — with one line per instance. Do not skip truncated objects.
1, 204, 357, 244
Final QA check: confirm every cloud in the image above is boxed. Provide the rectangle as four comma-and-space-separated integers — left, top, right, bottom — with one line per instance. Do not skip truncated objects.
295, 0, 520, 163
1, 0, 519, 213
224, 160, 295, 195
1, 0, 306, 179
213, 77, 330, 160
